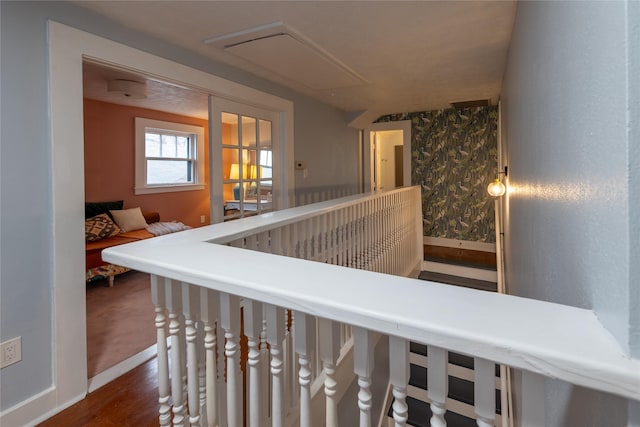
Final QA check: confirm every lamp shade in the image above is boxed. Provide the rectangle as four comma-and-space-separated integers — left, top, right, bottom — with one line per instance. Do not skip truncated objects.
487, 178, 506, 197
229, 164, 240, 180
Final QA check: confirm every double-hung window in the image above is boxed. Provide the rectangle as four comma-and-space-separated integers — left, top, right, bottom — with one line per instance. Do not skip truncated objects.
135, 118, 205, 194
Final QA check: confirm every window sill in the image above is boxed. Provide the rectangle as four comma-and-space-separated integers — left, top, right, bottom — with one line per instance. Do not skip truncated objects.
134, 184, 205, 195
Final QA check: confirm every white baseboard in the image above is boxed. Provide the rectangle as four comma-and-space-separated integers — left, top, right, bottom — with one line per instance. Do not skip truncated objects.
424, 236, 496, 253
422, 260, 497, 283
0, 344, 159, 427
0, 386, 84, 427
88, 343, 158, 393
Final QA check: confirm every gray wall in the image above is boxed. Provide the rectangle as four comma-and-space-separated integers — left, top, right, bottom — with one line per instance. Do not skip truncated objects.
0, 0, 358, 411
501, 1, 637, 425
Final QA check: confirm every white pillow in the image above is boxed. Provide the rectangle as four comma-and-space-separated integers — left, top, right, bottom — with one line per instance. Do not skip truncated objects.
110, 207, 148, 232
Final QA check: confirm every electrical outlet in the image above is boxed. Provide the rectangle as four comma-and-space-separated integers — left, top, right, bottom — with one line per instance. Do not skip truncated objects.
200, 215, 205, 224
1, 337, 22, 368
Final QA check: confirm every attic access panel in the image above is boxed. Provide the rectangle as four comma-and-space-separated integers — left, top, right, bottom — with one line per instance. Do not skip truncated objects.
206, 22, 366, 91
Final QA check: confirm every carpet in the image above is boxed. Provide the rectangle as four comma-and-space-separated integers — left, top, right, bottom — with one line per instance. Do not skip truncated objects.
86, 271, 156, 378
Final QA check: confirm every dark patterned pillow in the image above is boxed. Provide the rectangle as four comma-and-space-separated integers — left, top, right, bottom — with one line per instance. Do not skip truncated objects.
85, 213, 121, 242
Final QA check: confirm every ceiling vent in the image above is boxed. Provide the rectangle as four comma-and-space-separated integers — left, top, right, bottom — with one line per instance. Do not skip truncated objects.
204, 22, 367, 90
450, 99, 490, 109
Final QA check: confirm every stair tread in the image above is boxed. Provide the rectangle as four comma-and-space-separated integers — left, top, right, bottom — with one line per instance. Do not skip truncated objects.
408, 364, 502, 413
424, 256, 497, 271
418, 271, 497, 292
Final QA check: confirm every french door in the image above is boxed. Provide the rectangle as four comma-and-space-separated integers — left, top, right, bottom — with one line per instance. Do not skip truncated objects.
210, 97, 281, 223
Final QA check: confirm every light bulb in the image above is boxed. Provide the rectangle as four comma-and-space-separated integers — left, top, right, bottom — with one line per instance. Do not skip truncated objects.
487, 178, 506, 197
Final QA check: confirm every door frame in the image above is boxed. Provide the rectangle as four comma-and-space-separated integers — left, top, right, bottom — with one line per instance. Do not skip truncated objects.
46, 20, 294, 418
363, 120, 412, 191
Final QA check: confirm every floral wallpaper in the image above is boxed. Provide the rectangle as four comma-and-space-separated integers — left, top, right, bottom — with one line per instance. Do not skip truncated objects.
377, 106, 498, 243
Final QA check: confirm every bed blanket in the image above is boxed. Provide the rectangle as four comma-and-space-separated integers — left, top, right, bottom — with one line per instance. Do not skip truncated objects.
146, 221, 191, 236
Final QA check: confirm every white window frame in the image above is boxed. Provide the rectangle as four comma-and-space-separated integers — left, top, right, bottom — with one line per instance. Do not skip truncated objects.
134, 117, 205, 194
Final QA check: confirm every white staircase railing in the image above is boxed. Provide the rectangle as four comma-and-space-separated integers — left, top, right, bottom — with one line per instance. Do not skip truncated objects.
103, 186, 640, 427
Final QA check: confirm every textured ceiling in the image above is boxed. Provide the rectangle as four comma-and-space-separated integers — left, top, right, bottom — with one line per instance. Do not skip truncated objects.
78, 1, 516, 123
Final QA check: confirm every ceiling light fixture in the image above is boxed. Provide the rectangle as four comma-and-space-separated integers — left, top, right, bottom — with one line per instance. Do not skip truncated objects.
107, 79, 147, 99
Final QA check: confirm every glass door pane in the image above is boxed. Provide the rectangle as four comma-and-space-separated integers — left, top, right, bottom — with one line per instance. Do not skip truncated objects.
213, 101, 276, 221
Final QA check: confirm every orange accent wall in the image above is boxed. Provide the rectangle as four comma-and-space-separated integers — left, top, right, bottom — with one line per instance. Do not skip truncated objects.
84, 98, 211, 227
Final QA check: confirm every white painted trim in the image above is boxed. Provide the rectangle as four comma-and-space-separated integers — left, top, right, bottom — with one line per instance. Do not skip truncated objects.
422, 260, 497, 283
87, 344, 159, 393
134, 117, 206, 195
0, 386, 83, 427
48, 20, 294, 423
424, 236, 496, 253
363, 120, 412, 192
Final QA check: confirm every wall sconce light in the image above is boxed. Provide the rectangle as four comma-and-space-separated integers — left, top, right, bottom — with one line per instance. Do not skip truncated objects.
487, 166, 508, 198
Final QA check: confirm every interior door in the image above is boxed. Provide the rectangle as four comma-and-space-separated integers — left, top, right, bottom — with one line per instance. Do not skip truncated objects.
210, 97, 280, 223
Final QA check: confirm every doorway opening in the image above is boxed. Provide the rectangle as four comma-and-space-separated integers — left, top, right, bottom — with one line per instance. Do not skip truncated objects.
363, 121, 412, 192
49, 21, 294, 406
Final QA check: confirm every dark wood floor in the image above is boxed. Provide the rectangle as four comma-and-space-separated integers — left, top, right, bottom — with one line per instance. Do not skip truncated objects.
37, 358, 160, 427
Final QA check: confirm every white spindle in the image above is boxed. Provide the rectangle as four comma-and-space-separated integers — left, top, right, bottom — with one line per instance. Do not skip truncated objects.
244, 299, 264, 427
266, 303, 286, 427
427, 346, 448, 427
294, 312, 316, 427
216, 313, 228, 425
354, 327, 374, 427
318, 319, 340, 427
200, 288, 219, 427
151, 275, 171, 427
166, 280, 187, 427
389, 335, 409, 427
220, 293, 241, 427
197, 321, 207, 427
182, 282, 201, 427
475, 358, 496, 427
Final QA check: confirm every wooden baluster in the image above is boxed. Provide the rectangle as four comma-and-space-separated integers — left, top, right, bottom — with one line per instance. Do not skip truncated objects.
244, 299, 264, 427
220, 292, 241, 427
305, 219, 313, 261
312, 217, 320, 261
354, 327, 374, 427
166, 279, 187, 427
197, 315, 207, 426
216, 314, 227, 425
427, 346, 448, 427
265, 303, 285, 427
271, 228, 283, 257
182, 282, 201, 427
286, 310, 298, 412
200, 288, 219, 427
475, 358, 496, 427
294, 312, 316, 427
328, 211, 336, 265
336, 209, 344, 266
318, 319, 340, 427
260, 317, 269, 424
151, 275, 171, 427
389, 335, 409, 427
